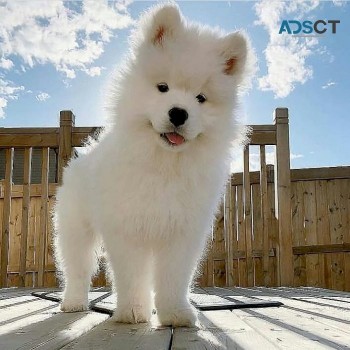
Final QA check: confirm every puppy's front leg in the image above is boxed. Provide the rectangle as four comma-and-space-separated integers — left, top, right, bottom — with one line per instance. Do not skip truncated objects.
106, 241, 153, 324
153, 234, 206, 327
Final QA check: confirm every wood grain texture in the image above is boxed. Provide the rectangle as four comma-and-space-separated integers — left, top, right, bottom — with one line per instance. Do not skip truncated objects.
274, 108, 293, 286
243, 147, 254, 287
57, 110, 75, 184
213, 202, 226, 287
0, 148, 14, 288
19, 147, 32, 286
260, 146, 270, 286
236, 185, 247, 287
0, 183, 57, 199
37, 147, 49, 287
224, 180, 235, 286
1, 287, 350, 348
252, 183, 263, 286
231, 166, 350, 186
61, 320, 171, 350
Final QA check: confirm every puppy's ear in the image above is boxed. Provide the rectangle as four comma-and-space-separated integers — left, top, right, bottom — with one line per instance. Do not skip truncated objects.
143, 4, 183, 46
220, 32, 248, 76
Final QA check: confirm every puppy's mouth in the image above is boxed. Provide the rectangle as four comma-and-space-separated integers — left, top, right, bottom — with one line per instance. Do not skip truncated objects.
160, 132, 186, 147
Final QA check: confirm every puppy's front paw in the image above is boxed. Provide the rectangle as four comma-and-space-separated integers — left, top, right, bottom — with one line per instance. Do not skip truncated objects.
112, 304, 150, 324
156, 304, 198, 327
61, 298, 88, 312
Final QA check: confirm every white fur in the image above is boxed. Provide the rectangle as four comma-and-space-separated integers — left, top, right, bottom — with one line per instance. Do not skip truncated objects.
54, 3, 252, 327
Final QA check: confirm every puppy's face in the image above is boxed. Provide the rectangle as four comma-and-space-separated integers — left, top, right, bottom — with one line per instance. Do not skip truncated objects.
125, 5, 249, 152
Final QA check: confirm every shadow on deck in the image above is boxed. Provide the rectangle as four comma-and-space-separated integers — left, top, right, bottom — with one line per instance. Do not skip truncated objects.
0, 286, 349, 349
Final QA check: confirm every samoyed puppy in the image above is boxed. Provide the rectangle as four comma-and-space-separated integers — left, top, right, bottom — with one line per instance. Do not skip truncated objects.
54, 3, 252, 327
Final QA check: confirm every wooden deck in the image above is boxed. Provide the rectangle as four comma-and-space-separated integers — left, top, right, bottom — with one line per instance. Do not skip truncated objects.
0, 287, 349, 349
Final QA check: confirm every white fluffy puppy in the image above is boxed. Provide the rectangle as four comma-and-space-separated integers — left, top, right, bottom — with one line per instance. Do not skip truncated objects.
54, 4, 251, 327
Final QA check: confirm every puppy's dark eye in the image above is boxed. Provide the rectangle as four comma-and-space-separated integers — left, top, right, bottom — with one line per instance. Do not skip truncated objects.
196, 93, 207, 104
157, 83, 169, 93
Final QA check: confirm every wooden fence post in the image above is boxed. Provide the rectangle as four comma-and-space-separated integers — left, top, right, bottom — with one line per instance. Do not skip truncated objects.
274, 108, 293, 286
243, 146, 254, 286
0, 148, 14, 288
58, 110, 75, 184
37, 148, 49, 287
19, 147, 32, 287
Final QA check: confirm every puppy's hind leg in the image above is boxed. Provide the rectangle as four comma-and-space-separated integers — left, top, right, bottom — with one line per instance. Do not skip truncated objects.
54, 205, 99, 312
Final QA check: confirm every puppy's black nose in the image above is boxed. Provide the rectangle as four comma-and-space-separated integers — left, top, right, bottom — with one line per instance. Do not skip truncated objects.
169, 107, 188, 127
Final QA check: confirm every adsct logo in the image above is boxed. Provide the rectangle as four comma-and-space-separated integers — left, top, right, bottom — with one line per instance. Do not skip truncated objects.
279, 20, 340, 36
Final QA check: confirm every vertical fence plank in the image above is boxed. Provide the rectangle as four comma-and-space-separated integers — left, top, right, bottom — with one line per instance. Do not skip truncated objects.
327, 180, 345, 290
342, 179, 350, 291
58, 110, 75, 184
0, 148, 14, 288
237, 185, 247, 286
37, 147, 49, 287
213, 202, 226, 286
243, 146, 254, 286
225, 180, 234, 286
274, 108, 293, 286
303, 181, 319, 287
231, 186, 239, 286
267, 181, 278, 286
45, 197, 57, 287
293, 182, 307, 286
260, 145, 270, 286
339, 179, 350, 244
252, 183, 263, 285
315, 180, 330, 287
8, 196, 22, 287
19, 147, 32, 286
28, 197, 39, 287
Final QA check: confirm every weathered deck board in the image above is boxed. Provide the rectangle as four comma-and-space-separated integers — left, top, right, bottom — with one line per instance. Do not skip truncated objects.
61, 321, 172, 350
0, 298, 56, 324
0, 287, 350, 349
0, 311, 107, 350
173, 310, 281, 349
240, 306, 349, 348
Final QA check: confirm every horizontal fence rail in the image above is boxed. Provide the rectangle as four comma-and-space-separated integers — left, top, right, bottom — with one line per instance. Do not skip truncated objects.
0, 109, 349, 291
0, 127, 102, 148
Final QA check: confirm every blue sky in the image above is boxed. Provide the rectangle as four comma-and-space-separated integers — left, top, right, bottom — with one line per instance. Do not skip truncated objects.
0, 0, 349, 170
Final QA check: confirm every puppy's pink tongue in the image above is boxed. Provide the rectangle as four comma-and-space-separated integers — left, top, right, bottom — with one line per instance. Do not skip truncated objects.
165, 132, 185, 145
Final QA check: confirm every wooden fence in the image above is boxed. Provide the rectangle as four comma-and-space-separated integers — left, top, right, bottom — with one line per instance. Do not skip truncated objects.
0, 111, 102, 288
197, 166, 350, 291
1, 109, 349, 290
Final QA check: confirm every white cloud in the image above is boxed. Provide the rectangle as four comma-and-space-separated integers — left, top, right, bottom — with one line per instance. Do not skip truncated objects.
332, 0, 347, 6
291, 153, 304, 160
316, 45, 335, 63
0, 1, 133, 78
0, 57, 13, 69
0, 78, 24, 118
322, 81, 336, 89
0, 1, 133, 118
255, 0, 320, 98
36, 92, 50, 102
0, 78, 24, 96
0, 97, 7, 118
83, 66, 105, 77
